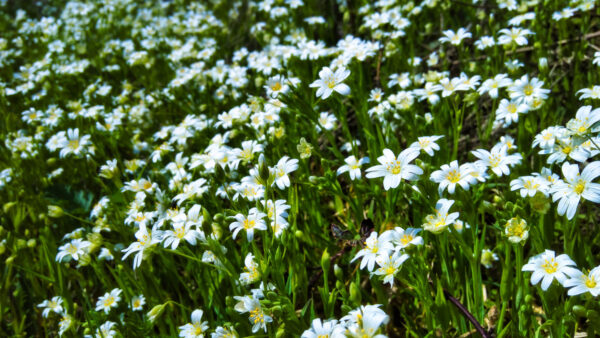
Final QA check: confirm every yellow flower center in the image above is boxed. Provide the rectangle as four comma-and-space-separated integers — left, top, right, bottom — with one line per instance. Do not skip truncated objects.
103, 296, 115, 308
400, 235, 413, 246
574, 180, 586, 195
585, 276, 597, 289
270, 82, 282, 92
250, 307, 264, 324
243, 219, 256, 229
446, 169, 461, 183
387, 160, 402, 175
541, 258, 558, 274
523, 84, 533, 96
68, 139, 79, 150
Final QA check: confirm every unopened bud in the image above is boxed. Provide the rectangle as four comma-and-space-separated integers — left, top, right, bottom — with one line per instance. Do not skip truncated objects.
47, 205, 64, 218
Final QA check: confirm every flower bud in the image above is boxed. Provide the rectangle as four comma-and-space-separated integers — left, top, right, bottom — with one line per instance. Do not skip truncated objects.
147, 303, 167, 323
321, 249, 331, 273
47, 205, 64, 218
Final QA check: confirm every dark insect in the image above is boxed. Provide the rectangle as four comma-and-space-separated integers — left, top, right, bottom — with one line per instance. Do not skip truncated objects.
330, 218, 375, 250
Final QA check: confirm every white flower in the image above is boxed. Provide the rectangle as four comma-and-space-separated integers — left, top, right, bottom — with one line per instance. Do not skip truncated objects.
565, 105, 600, 137
131, 295, 146, 311
309, 67, 351, 99
240, 253, 260, 285
439, 28, 471, 45
337, 155, 370, 180
522, 250, 579, 291
365, 148, 422, 190
86, 321, 118, 338
234, 295, 272, 333
480, 249, 499, 269
56, 238, 90, 262
471, 144, 522, 177
550, 161, 600, 220
390, 227, 424, 250
422, 199, 460, 234
352, 232, 394, 272
38, 296, 64, 318
316, 112, 337, 131
478, 73, 512, 99
430, 160, 473, 194
179, 309, 209, 338
498, 27, 533, 46
95, 288, 122, 314
563, 266, 600, 296
510, 176, 546, 198
229, 209, 267, 241
495, 98, 529, 126
121, 224, 161, 269
372, 252, 410, 286
301, 319, 345, 338
409, 135, 443, 156
271, 156, 299, 190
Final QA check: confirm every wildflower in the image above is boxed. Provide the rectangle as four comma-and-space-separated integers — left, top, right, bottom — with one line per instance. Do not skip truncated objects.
549, 161, 600, 220
563, 266, 600, 296
301, 318, 345, 338
498, 27, 533, 46
495, 98, 529, 126
565, 105, 600, 138
85, 321, 117, 338
262, 199, 290, 236
95, 288, 122, 314
240, 253, 260, 285
121, 224, 161, 269
352, 232, 394, 272
234, 295, 272, 333
229, 208, 267, 241
510, 176, 545, 198
316, 112, 337, 131
480, 249, 499, 269
179, 309, 209, 338
264, 75, 289, 97
131, 295, 146, 311
504, 217, 529, 243
390, 227, 424, 250
309, 66, 351, 99
38, 296, 64, 318
337, 155, 370, 180
409, 135, 443, 156
372, 252, 410, 286
297, 138, 313, 159
342, 304, 389, 338
58, 128, 91, 158
365, 148, 422, 190
212, 326, 238, 338
271, 156, 299, 190
472, 144, 522, 177
56, 238, 90, 262
439, 28, 471, 45
522, 250, 579, 291
577, 86, 600, 100
474, 36, 495, 50
508, 75, 549, 106
422, 199, 460, 234
430, 160, 473, 194
163, 216, 202, 249
58, 313, 73, 336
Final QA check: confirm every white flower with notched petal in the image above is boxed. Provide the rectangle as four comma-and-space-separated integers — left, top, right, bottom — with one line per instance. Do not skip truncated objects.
422, 199, 460, 234
95, 288, 122, 314
337, 155, 370, 180
271, 156, 299, 190
563, 266, 600, 296
365, 148, 422, 190
372, 252, 410, 286
309, 67, 350, 99
430, 160, 473, 194
301, 318, 345, 338
234, 295, 272, 333
549, 161, 600, 220
351, 232, 394, 272
229, 208, 267, 241
472, 144, 522, 177
179, 309, 209, 338
409, 135, 443, 156
522, 250, 579, 291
